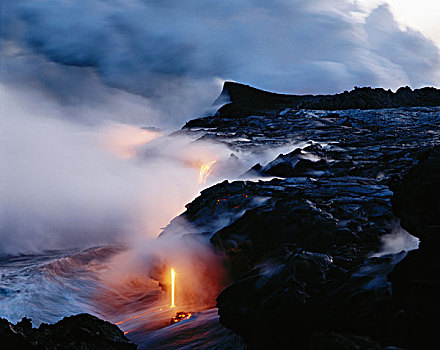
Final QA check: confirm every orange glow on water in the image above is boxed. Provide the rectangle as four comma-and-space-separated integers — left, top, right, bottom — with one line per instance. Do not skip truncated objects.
171, 268, 176, 308
170, 311, 192, 324
198, 160, 216, 184
115, 307, 162, 326
94, 239, 228, 332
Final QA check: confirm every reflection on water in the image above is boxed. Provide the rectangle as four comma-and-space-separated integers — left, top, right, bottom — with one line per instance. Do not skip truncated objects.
0, 246, 244, 349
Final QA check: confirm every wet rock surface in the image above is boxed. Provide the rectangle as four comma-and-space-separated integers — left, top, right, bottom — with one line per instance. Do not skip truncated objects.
0, 313, 136, 349
175, 84, 440, 349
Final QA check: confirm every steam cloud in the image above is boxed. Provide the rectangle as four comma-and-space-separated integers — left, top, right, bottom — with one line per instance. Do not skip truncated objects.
0, 84, 238, 254
1, 0, 439, 254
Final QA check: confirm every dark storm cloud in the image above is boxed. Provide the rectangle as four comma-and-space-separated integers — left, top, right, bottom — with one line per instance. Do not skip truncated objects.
2, 0, 439, 100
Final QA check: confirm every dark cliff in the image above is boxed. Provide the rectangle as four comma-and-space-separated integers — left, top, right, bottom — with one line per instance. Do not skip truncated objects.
213, 81, 440, 117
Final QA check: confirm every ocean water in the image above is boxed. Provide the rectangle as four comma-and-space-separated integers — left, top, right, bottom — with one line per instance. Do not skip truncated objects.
0, 245, 244, 349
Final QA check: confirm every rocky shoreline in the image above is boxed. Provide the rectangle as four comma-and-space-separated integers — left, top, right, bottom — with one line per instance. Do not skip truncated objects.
177, 83, 440, 349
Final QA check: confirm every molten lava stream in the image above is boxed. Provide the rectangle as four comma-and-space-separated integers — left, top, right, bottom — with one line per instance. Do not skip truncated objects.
170, 268, 176, 308
169, 268, 192, 324
198, 160, 216, 184
111, 268, 194, 337
100, 245, 226, 341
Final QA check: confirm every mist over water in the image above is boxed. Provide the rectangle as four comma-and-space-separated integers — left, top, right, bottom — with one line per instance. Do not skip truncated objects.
1, 85, 238, 255
0, 83, 236, 341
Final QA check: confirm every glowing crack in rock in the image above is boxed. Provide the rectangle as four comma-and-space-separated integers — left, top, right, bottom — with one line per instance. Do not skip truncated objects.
213, 194, 249, 212
198, 161, 216, 184
171, 268, 176, 308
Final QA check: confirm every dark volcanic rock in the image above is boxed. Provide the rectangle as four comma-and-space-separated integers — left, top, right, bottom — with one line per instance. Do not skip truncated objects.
202, 81, 440, 118
0, 314, 136, 349
210, 178, 393, 279
309, 331, 383, 350
388, 147, 440, 349
391, 147, 440, 237
257, 147, 330, 178
177, 89, 440, 349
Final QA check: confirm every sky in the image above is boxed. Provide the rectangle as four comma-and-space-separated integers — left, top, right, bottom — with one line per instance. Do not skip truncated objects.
358, 0, 440, 46
1, 0, 439, 127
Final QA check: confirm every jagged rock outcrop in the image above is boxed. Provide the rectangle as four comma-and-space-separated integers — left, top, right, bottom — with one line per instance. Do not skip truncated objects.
184, 82, 440, 124
0, 314, 136, 349
184, 81, 440, 131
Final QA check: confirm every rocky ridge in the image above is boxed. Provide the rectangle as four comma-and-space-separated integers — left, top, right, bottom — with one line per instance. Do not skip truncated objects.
202, 81, 440, 118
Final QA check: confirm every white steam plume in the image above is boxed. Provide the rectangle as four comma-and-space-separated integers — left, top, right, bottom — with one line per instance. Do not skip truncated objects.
372, 222, 420, 257
0, 84, 234, 255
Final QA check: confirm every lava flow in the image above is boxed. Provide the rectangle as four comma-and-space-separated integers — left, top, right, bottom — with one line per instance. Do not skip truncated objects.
170, 311, 192, 324
198, 160, 216, 184
213, 194, 249, 212
170, 268, 176, 308
169, 268, 193, 325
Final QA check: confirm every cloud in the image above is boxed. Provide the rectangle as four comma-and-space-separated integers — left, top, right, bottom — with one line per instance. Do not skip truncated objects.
364, 5, 440, 87
1, 0, 439, 121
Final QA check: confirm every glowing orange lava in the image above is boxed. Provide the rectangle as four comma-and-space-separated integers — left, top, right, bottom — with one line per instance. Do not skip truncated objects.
198, 160, 216, 184
170, 311, 192, 324
171, 268, 176, 308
